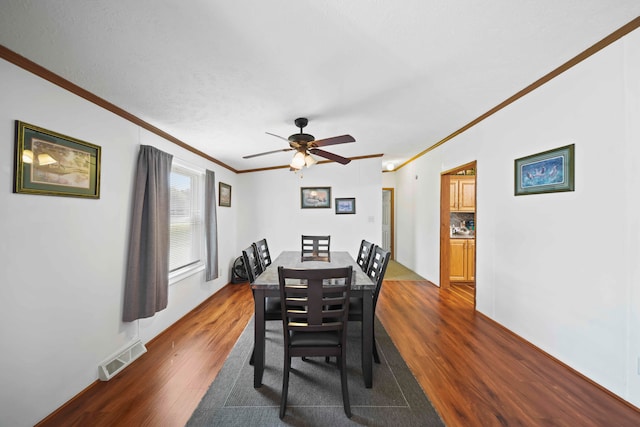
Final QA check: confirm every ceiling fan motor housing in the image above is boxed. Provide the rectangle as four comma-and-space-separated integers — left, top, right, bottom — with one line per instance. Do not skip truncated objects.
289, 133, 315, 143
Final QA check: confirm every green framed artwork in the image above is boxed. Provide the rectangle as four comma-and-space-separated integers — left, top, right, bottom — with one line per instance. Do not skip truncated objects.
514, 144, 574, 196
14, 121, 101, 198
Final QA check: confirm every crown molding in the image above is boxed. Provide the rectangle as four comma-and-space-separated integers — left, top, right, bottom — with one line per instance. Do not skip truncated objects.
395, 16, 640, 171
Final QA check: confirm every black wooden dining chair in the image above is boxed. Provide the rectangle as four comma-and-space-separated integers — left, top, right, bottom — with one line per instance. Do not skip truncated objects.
301, 235, 331, 262
277, 266, 353, 419
349, 245, 390, 364
356, 239, 374, 272
242, 245, 281, 365
254, 238, 272, 271
242, 244, 263, 283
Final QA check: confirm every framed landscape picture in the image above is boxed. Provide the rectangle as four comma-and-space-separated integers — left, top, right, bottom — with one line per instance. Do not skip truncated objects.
219, 182, 231, 207
300, 187, 331, 209
514, 144, 574, 196
335, 198, 356, 214
14, 121, 101, 198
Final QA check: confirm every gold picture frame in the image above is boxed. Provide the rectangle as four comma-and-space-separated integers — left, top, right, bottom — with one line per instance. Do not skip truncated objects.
14, 121, 101, 198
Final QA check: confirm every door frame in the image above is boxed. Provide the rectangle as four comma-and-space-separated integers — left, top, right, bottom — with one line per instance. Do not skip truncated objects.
382, 187, 395, 260
439, 161, 476, 292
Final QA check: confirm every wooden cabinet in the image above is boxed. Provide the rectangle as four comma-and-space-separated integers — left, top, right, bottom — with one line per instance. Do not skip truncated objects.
466, 239, 475, 282
450, 238, 475, 282
450, 176, 475, 212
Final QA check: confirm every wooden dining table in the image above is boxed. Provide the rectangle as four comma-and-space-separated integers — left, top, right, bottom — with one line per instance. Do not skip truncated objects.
251, 251, 376, 388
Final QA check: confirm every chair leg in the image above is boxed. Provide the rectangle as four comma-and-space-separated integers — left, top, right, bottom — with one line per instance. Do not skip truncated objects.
373, 337, 380, 364
280, 355, 291, 419
250, 346, 255, 365
339, 351, 352, 418
372, 319, 380, 364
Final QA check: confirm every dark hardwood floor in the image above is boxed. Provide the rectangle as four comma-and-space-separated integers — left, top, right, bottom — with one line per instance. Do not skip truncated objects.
37, 279, 640, 426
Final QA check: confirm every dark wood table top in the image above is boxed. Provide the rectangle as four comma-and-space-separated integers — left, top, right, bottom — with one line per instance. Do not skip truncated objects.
252, 251, 374, 290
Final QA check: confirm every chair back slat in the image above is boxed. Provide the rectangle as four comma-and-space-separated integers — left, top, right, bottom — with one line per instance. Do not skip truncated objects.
301, 235, 331, 262
367, 246, 391, 308
356, 239, 374, 272
254, 238, 272, 270
278, 266, 352, 332
241, 245, 263, 283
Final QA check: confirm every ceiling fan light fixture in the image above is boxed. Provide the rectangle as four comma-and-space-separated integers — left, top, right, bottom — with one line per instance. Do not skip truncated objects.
304, 154, 317, 167
248, 118, 356, 168
290, 151, 306, 169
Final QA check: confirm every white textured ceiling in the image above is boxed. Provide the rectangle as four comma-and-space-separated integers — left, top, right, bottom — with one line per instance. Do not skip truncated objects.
1, 1, 639, 171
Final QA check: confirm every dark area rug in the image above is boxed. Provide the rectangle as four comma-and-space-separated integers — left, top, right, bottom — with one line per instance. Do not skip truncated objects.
187, 317, 443, 426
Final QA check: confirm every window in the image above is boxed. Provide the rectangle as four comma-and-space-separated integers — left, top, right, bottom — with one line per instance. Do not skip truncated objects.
169, 160, 204, 282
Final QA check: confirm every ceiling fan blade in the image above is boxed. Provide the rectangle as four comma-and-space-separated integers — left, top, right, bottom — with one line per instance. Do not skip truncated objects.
311, 134, 355, 147
243, 148, 293, 159
309, 148, 351, 165
265, 132, 290, 141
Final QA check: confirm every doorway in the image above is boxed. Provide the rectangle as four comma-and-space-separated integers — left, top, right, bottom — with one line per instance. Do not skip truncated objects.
440, 162, 476, 305
382, 188, 394, 260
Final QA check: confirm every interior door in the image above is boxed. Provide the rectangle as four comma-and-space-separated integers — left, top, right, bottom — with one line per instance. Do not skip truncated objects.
382, 188, 394, 259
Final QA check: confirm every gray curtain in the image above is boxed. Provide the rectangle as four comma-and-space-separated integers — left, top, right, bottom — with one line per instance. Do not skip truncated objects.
123, 145, 173, 322
205, 169, 219, 281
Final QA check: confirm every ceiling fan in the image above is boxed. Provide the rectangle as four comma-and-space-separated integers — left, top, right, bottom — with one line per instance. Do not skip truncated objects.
243, 118, 355, 170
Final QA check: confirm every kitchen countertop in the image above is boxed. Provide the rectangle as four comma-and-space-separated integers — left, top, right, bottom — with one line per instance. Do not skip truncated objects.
450, 234, 475, 239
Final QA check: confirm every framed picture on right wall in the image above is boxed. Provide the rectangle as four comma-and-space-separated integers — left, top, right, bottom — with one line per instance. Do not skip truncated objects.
514, 144, 575, 196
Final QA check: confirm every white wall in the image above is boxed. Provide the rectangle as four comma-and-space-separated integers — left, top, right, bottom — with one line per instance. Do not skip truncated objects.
393, 28, 640, 406
236, 158, 382, 259
0, 59, 236, 427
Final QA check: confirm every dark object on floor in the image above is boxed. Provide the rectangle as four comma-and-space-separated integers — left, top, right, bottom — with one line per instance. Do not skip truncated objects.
231, 256, 248, 284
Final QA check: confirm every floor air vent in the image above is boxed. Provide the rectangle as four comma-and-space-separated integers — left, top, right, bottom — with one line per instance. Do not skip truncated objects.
98, 340, 147, 381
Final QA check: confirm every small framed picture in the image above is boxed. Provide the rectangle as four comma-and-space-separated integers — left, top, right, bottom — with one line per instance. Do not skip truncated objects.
14, 121, 101, 198
335, 198, 356, 214
515, 144, 575, 196
219, 182, 231, 207
301, 187, 331, 209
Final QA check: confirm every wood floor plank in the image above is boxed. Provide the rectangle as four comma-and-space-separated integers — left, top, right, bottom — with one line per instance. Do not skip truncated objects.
376, 279, 640, 427
36, 278, 640, 426
36, 283, 254, 427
